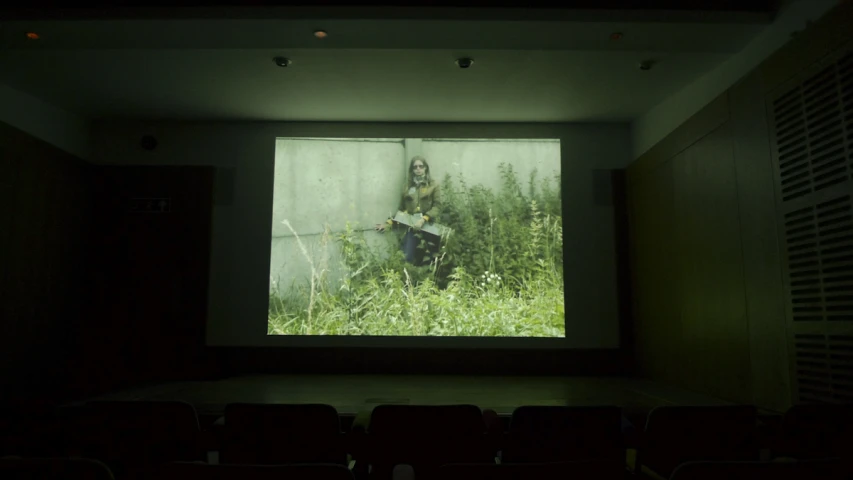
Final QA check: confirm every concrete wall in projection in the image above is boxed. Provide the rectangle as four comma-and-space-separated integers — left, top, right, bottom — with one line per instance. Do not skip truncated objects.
422, 139, 560, 195
270, 138, 561, 295
270, 138, 405, 293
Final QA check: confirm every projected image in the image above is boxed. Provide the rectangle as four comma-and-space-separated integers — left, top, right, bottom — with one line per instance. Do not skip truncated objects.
269, 138, 563, 337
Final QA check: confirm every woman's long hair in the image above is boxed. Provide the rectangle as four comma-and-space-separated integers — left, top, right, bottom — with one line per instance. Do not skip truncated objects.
406, 155, 433, 188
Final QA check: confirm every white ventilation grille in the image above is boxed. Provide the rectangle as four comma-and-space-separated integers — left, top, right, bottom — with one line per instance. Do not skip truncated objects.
784, 195, 853, 323
771, 52, 853, 202
794, 333, 853, 403
770, 46, 853, 404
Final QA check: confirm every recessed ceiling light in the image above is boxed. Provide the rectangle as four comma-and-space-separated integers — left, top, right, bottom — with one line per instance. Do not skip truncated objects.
610, 32, 623, 41
26, 32, 40, 40
455, 58, 474, 69
314, 30, 328, 39
639, 60, 655, 71
273, 56, 292, 67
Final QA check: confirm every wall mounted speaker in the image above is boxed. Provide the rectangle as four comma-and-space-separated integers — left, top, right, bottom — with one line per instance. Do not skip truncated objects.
593, 169, 614, 206
140, 135, 158, 151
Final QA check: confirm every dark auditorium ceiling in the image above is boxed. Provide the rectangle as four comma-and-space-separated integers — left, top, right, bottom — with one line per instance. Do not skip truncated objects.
0, 0, 796, 122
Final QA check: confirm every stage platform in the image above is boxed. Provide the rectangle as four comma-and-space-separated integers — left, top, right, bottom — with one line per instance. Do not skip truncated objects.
77, 375, 736, 421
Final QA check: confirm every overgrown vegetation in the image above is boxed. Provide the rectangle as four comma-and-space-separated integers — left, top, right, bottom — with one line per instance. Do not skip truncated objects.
268, 163, 564, 337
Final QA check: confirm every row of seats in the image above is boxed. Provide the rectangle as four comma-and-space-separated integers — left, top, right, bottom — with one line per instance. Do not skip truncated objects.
2, 401, 852, 479
0, 458, 357, 480
2, 457, 849, 480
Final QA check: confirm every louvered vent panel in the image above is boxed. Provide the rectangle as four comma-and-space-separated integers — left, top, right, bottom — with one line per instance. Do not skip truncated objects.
794, 334, 853, 403
771, 52, 853, 202
785, 204, 822, 321
784, 195, 853, 323
773, 86, 811, 201
816, 196, 853, 322
773, 39, 853, 406
840, 52, 853, 173
829, 335, 853, 402
795, 333, 833, 402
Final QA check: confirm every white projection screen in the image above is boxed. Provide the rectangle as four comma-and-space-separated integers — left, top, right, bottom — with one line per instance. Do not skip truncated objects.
268, 137, 564, 339
199, 123, 626, 349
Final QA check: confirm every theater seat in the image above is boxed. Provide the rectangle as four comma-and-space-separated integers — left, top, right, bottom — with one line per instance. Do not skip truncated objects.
773, 404, 853, 459
437, 460, 624, 480
151, 462, 354, 480
63, 401, 203, 477
220, 403, 345, 465
0, 406, 66, 457
670, 459, 847, 480
636, 405, 760, 479
367, 405, 493, 480
501, 406, 624, 463
0, 456, 114, 480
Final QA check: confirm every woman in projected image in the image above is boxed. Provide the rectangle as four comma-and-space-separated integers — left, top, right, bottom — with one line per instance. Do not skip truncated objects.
374, 155, 442, 265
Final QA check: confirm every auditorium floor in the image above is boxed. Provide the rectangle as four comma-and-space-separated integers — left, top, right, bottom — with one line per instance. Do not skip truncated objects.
79, 374, 734, 419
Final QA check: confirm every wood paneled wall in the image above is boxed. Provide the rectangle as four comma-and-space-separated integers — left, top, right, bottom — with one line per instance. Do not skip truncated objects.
627, 1, 853, 411
1, 120, 217, 405
629, 117, 753, 404
85, 166, 216, 389
1, 121, 94, 404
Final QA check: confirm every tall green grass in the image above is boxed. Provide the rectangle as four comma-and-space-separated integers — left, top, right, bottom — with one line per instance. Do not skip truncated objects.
268, 163, 564, 337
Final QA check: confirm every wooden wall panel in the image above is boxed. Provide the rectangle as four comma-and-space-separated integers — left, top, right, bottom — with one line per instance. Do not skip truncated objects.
729, 69, 792, 411
85, 166, 216, 389
628, 157, 679, 383
629, 93, 730, 179
0, 121, 94, 404
1, 120, 218, 403
673, 123, 751, 403
629, 122, 752, 404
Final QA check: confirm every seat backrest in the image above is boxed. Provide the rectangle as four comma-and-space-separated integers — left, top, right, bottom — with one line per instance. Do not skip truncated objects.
368, 404, 485, 437
64, 400, 202, 474
503, 406, 623, 463
0, 406, 66, 457
640, 405, 759, 478
220, 403, 344, 465
367, 405, 490, 480
777, 404, 853, 459
152, 462, 353, 480
437, 460, 624, 480
670, 459, 847, 480
0, 456, 114, 480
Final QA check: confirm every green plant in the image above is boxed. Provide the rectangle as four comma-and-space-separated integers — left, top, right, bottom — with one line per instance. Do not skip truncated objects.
439, 163, 562, 288
268, 162, 564, 337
